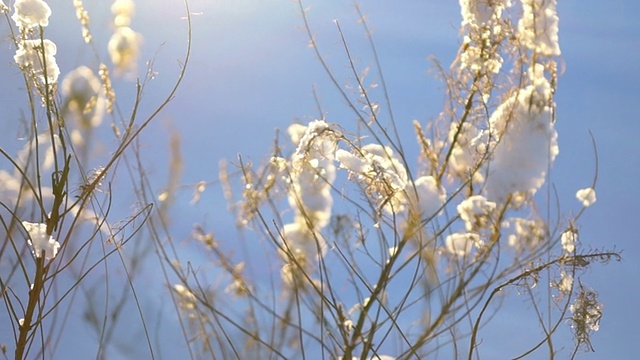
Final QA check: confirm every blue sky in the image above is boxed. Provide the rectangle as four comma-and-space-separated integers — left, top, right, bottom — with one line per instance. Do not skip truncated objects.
141, 2, 639, 356
139, 1, 640, 357
1, 0, 639, 358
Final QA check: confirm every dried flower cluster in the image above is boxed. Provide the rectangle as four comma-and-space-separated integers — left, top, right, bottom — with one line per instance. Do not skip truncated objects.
108, 0, 141, 74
